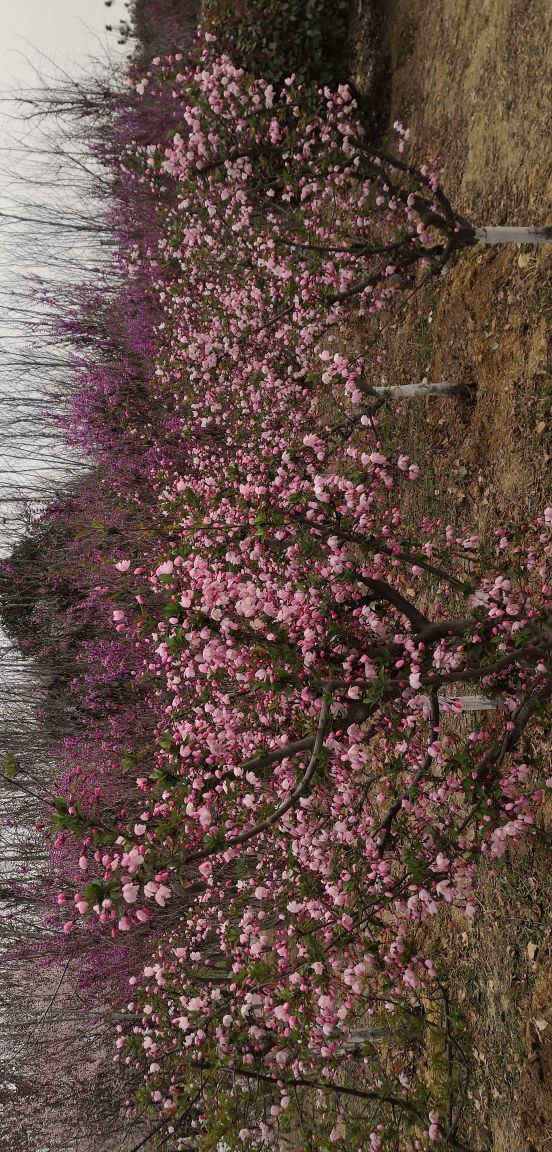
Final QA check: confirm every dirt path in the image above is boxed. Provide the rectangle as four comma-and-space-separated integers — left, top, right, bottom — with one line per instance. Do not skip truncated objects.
351, 3, 552, 1149
353, 0, 552, 223
351, 0, 552, 527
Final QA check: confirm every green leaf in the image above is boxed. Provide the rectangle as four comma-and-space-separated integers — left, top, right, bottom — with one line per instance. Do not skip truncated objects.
83, 881, 105, 907
4, 751, 22, 780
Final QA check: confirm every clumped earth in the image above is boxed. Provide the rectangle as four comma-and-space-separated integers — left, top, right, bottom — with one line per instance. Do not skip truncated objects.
352, 1, 552, 1147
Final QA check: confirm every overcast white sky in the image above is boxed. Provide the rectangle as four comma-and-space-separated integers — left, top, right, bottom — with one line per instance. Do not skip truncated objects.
0, 0, 128, 259
0, 0, 126, 89
0, 2, 131, 557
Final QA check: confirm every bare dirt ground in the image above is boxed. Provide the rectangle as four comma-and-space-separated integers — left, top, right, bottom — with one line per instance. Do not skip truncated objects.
350, 2, 552, 1148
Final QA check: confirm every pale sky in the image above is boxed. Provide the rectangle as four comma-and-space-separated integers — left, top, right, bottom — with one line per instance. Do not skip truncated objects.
0, 0, 128, 248
0, 0, 126, 89
0, 1, 131, 556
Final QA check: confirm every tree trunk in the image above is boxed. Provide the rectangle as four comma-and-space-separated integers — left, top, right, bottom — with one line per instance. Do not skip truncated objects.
374, 381, 461, 399
342, 1027, 392, 1046
435, 694, 504, 712
474, 225, 552, 245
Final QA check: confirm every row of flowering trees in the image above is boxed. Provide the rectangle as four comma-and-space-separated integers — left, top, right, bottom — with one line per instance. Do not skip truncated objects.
1, 22, 551, 1152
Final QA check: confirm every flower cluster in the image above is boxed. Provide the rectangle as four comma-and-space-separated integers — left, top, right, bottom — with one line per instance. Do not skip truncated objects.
8, 42, 551, 1152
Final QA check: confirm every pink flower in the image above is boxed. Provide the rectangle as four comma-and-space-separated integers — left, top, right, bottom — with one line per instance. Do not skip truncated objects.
155, 560, 174, 576
122, 882, 139, 904
115, 560, 131, 572
428, 1112, 440, 1141
154, 883, 172, 908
